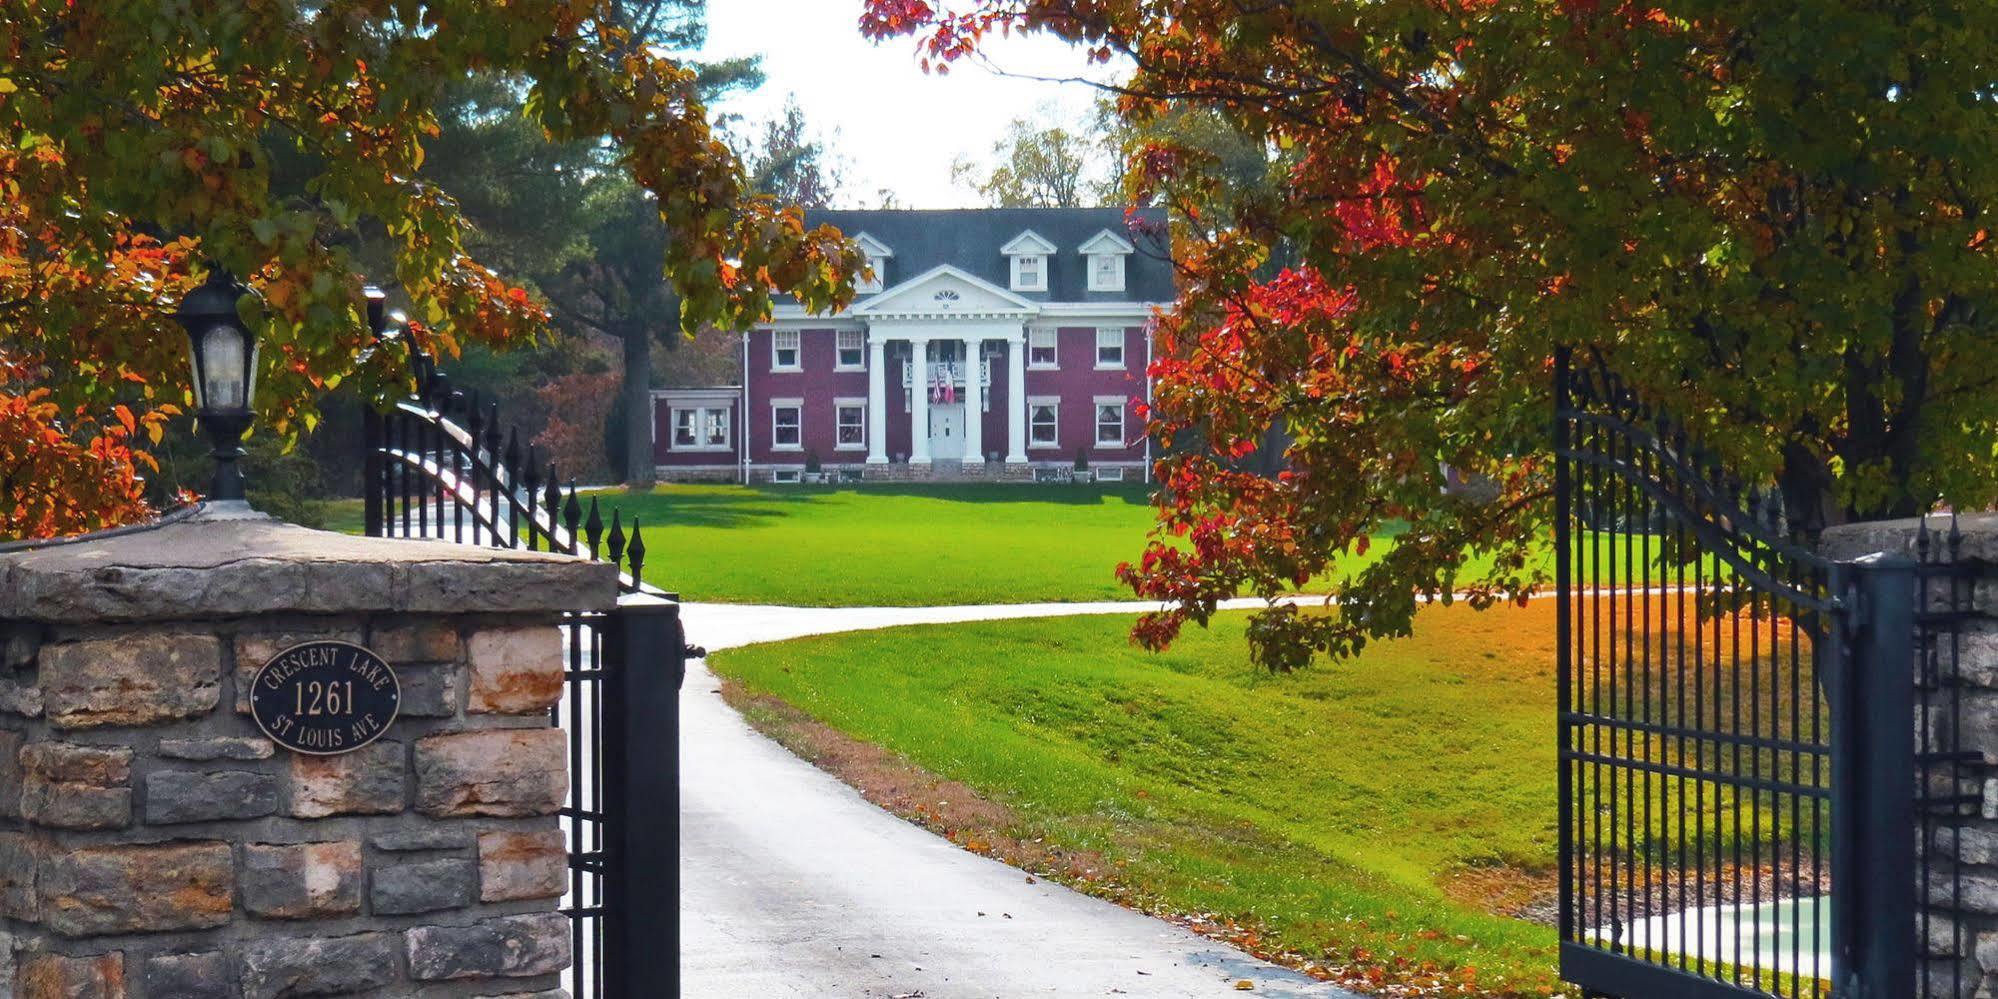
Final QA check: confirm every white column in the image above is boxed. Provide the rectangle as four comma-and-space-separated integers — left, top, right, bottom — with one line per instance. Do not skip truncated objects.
909, 337, 931, 465
960, 335, 984, 463
866, 339, 888, 464
1006, 334, 1027, 464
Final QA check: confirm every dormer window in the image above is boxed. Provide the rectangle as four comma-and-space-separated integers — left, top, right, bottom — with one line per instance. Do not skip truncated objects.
852, 232, 894, 294
859, 255, 888, 293
1001, 229, 1057, 293
1078, 229, 1134, 293
1012, 254, 1045, 292
1089, 254, 1123, 291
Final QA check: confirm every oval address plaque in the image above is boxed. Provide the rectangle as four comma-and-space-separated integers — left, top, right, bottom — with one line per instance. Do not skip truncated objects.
250, 641, 401, 755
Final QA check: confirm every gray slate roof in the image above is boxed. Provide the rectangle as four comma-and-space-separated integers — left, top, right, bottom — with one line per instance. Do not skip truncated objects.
803, 206, 1173, 304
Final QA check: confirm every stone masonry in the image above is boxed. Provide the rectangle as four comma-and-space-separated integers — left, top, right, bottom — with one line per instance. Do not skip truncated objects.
1826, 513, 1998, 998
0, 513, 617, 998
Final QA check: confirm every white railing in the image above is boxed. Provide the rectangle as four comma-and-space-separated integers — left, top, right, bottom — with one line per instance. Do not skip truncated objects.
901, 360, 992, 389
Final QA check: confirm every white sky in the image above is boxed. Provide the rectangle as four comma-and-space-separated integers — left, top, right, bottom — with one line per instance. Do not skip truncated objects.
697, 0, 1122, 209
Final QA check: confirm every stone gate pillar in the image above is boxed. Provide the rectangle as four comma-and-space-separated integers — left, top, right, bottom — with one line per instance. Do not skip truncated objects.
1825, 514, 1998, 997
0, 511, 616, 998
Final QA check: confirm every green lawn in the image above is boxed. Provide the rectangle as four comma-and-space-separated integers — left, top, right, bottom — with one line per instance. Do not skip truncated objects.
603, 483, 1165, 604
320, 484, 1162, 603
326, 483, 1569, 606
320, 500, 365, 535
713, 596, 1816, 995
710, 601, 1572, 995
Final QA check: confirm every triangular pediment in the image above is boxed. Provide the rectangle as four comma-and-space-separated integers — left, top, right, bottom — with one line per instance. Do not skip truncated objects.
1077, 228, 1134, 255
856, 264, 1040, 317
1000, 229, 1058, 256
851, 231, 895, 257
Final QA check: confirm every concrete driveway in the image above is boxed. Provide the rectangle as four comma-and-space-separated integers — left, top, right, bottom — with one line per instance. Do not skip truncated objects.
679, 600, 1361, 998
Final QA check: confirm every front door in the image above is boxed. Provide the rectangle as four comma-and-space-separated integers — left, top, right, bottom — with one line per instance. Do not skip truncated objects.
929, 405, 965, 460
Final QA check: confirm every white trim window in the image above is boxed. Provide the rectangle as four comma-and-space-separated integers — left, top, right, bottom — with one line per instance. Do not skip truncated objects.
1095, 327, 1125, 369
836, 329, 865, 370
1002, 230, 1057, 292
1077, 229, 1135, 294
1028, 397, 1060, 449
852, 232, 894, 293
1012, 254, 1046, 293
834, 398, 867, 450
1088, 253, 1126, 293
858, 255, 887, 294
670, 406, 732, 451
1027, 328, 1057, 369
772, 330, 802, 371
1094, 397, 1125, 446
771, 400, 803, 450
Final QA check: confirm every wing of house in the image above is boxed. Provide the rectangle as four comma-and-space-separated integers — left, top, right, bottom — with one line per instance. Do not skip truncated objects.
652, 206, 1173, 484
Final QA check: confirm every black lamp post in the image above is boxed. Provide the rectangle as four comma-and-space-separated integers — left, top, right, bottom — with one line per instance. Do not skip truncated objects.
172, 269, 262, 503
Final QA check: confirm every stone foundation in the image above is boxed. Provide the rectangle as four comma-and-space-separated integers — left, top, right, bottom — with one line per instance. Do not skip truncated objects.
0, 514, 615, 998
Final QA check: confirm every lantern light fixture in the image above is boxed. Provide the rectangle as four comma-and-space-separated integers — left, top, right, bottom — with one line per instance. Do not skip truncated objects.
172, 268, 262, 505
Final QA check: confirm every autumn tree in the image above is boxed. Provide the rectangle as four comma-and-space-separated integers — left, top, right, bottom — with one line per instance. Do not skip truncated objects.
735, 95, 848, 210
332, 0, 765, 492
2, 1, 861, 540
866, 1, 1998, 670
952, 113, 1113, 208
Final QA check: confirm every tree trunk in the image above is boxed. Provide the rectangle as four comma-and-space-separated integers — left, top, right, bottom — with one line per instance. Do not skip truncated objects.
621, 322, 656, 491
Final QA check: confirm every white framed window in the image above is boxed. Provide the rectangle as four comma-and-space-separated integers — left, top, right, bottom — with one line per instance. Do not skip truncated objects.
1095, 328, 1125, 369
1012, 254, 1046, 292
772, 469, 801, 484
772, 330, 801, 371
669, 406, 731, 451
1027, 329, 1057, 369
771, 400, 802, 450
836, 330, 865, 370
857, 255, 887, 294
1094, 397, 1125, 446
852, 233, 893, 293
1088, 253, 1126, 292
1028, 397, 1059, 449
1094, 466, 1126, 482
834, 398, 867, 450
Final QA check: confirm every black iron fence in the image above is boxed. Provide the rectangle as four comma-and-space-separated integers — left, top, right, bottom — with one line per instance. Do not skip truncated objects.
1913, 525, 1980, 996
362, 349, 686, 997
1554, 348, 1973, 999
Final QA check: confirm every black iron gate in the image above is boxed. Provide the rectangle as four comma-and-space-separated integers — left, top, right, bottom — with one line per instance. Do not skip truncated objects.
1553, 348, 1973, 999
361, 349, 686, 997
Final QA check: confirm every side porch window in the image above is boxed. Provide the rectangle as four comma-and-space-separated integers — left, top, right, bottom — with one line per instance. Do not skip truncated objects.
670, 405, 732, 451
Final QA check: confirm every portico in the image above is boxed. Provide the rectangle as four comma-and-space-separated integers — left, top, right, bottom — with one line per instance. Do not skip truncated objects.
856, 265, 1036, 468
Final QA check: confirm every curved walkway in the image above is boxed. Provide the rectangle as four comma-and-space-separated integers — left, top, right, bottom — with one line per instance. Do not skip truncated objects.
680, 599, 1360, 998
